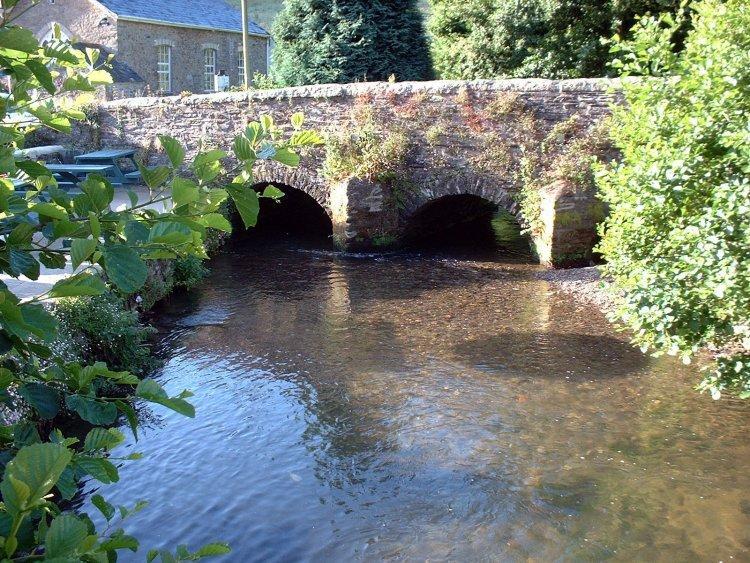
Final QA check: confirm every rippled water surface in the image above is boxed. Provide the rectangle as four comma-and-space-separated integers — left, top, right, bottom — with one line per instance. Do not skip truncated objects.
87, 239, 750, 562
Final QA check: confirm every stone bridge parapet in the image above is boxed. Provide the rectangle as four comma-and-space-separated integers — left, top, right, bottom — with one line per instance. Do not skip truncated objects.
55, 78, 623, 266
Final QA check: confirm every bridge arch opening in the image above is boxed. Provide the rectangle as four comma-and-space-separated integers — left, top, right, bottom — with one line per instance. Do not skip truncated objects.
231, 182, 333, 245
402, 194, 531, 257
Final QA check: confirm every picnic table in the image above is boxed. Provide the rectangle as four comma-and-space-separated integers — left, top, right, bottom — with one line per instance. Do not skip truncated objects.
74, 149, 142, 185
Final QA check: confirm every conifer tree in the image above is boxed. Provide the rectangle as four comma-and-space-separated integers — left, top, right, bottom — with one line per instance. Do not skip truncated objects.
272, 0, 433, 86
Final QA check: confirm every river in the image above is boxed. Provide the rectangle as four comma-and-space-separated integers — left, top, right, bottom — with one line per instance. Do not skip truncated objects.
84, 237, 750, 562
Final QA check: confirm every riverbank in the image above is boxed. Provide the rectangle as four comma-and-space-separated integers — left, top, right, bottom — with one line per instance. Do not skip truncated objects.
536, 266, 614, 313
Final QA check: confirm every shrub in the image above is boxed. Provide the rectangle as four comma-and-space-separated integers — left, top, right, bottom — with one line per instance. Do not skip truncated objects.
427, 0, 682, 79
596, 0, 750, 398
272, 0, 432, 86
52, 293, 157, 376
174, 254, 210, 290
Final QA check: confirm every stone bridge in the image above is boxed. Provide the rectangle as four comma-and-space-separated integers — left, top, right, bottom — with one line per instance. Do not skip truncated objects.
70, 79, 621, 266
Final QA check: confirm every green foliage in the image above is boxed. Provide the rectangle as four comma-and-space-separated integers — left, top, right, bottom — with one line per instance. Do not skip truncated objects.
52, 293, 157, 376
596, 0, 750, 398
272, 0, 433, 86
0, 10, 322, 560
174, 255, 209, 290
516, 115, 612, 237
428, 0, 682, 79
323, 108, 411, 182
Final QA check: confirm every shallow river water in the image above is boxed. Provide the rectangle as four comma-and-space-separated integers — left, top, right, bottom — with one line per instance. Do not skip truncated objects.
86, 239, 750, 562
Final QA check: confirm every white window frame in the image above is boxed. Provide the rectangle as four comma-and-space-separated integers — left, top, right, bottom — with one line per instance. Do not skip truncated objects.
203, 48, 217, 92
157, 44, 171, 93
237, 46, 245, 86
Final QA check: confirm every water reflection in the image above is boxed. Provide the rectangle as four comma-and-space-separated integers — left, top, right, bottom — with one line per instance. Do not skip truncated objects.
86, 239, 750, 562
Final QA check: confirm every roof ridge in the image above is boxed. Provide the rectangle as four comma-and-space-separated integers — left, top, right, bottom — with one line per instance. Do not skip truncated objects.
96, 0, 269, 36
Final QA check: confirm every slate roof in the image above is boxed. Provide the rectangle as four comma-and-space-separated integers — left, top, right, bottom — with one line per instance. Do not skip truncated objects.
96, 0, 269, 36
75, 43, 144, 83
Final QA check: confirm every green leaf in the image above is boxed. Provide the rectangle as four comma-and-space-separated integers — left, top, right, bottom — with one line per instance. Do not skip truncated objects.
101, 245, 147, 294
48, 272, 107, 298
262, 185, 285, 199
18, 383, 60, 419
101, 530, 139, 552
0, 26, 39, 53
291, 112, 304, 129
80, 174, 114, 212
159, 135, 185, 168
20, 304, 57, 341
193, 149, 227, 169
88, 68, 113, 85
24, 59, 55, 94
171, 178, 199, 208
7, 222, 37, 246
226, 184, 259, 228
45, 513, 89, 558
65, 395, 117, 425
148, 221, 193, 245
83, 428, 124, 452
202, 213, 232, 233
195, 543, 232, 557
138, 165, 171, 189
272, 147, 300, 167
75, 456, 119, 483
0, 443, 72, 516
115, 400, 138, 440
70, 238, 97, 269
91, 494, 115, 521
31, 202, 68, 220
9, 249, 39, 280
233, 134, 255, 161
136, 379, 195, 418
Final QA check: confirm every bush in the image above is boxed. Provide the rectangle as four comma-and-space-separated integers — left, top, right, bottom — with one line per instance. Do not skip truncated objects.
174, 255, 209, 290
427, 0, 682, 79
596, 0, 750, 398
272, 0, 432, 86
52, 293, 157, 377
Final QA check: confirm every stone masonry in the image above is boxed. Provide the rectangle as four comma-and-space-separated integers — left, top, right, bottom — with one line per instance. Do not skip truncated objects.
53, 79, 622, 266
14, 0, 269, 96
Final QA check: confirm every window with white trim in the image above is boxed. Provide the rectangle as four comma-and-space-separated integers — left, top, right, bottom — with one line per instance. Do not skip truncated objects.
237, 47, 245, 86
203, 48, 217, 91
157, 44, 171, 93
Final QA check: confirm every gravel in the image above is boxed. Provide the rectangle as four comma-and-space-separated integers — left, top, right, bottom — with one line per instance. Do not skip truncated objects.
536, 266, 615, 312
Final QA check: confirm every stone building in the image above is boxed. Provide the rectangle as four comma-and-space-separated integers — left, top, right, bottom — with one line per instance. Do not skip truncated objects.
15, 0, 271, 98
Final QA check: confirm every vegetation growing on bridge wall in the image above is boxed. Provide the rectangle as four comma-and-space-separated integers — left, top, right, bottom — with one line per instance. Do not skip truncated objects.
597, 0, 750, 399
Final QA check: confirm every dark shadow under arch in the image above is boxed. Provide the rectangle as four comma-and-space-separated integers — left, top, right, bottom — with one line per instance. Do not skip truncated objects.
231, 183, 333, 245
401, 194, 532, 258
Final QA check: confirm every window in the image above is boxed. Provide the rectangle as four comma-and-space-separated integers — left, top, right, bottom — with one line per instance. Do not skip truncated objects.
203, 48, 216, 91
238, 47, 245, 86
157, 44, 171, 93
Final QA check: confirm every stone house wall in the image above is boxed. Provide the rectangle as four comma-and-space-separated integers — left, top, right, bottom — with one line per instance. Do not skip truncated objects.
116, 21, 268, 94
13, 0, 118, 48
13, 0, 269, 96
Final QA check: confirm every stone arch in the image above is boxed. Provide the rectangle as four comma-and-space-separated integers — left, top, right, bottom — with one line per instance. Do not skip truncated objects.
401, 172, 520, 220
254, 163, 332, 218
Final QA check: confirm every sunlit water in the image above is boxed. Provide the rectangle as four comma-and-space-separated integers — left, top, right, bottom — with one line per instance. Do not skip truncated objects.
85, 239, 750, 562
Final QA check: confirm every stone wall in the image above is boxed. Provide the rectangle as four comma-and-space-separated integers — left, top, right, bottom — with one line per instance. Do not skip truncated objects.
59, 79, 621, 265
14, 0, 118, 48
117, 21, 268, 94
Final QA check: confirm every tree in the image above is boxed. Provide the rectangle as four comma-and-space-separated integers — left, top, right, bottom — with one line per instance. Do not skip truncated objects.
0, 8, 322, 561
597, 0, 750, 399
272, 0, 433, 86
427, 0, 682, 79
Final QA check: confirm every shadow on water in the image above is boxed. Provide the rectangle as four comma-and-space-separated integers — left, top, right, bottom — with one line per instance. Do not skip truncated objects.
454, 332, 649, 380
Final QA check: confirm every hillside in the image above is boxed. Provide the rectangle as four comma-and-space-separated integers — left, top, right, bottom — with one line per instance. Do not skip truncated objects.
228, 0, 430, 33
